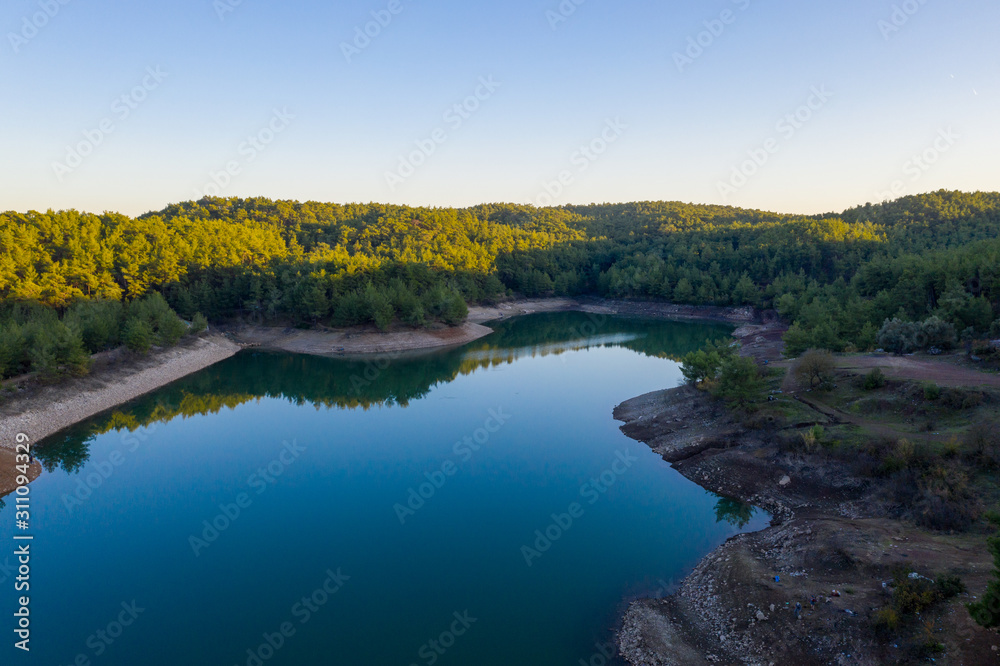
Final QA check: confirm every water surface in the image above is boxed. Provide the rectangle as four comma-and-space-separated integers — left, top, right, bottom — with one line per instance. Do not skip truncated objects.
1, 313, 767, 665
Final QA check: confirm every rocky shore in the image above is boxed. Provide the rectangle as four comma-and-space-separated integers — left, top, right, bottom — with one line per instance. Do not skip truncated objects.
612, 359, 999, 664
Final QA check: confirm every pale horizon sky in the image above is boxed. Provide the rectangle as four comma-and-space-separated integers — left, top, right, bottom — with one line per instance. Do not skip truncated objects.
2, 0, 997, 217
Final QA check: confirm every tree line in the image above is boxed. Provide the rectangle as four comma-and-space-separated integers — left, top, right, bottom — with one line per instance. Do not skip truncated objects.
2, 190, 999, 380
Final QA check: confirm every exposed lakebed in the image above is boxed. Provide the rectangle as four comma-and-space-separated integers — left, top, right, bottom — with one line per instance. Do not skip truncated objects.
3, 313, 768, 665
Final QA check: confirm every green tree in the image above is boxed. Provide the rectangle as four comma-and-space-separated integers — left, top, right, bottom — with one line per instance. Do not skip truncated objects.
967, 512, 1000, 628
794, 349, 835, 389
712, 356, 765, 412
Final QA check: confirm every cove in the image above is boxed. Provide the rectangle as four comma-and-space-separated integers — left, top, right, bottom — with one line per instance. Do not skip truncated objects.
1, 312, 768, 665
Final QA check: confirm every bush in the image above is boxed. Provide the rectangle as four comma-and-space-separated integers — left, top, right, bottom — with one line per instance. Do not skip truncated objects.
942, 388, 984, 410
862, 367, 887, 390
189, 312, 208, 334
872, 607, 900, 634
964, 421, 1000, 466
878, 318, 920, 355
935, 573, 967, 598
915, 465, 980, 531
968, 512, 1000, 628
919, 316, 958, 350
923, 383, 941, 401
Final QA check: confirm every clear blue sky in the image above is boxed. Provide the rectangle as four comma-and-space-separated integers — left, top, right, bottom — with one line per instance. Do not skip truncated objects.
2, 0, 997, 216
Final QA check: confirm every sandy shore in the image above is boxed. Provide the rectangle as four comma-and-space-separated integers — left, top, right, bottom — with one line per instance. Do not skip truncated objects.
1, 297, 759, 451
231, 321, 495, 356
468, 297, 762, 326
0, 335, 240, 450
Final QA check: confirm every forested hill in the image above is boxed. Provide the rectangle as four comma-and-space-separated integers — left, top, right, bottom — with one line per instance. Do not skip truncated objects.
2, 190, 1000, 380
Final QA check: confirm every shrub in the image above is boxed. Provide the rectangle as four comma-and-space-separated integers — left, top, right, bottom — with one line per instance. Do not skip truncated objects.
872, 607, 900, 634
935, 573, 967, 598
942, 388, 984, 410
800, 425, 825, 452
878, 318, 919, 355
968, 512, 1000, 628
189, 312, 208, 334
862, 367, 887, 390
923, 383, 941, 401
915, 465, 981, 531
919, 316, 958, 350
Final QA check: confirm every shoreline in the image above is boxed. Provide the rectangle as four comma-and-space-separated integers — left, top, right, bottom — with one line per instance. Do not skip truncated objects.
612, 348, 998, 663
0, 335, 240, 450
467, 297, 764, 327
0, 297, 765, 453
229, 321, 496, 356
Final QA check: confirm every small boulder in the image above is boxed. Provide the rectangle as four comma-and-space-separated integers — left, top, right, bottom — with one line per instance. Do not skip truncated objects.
778, 475, 791, 487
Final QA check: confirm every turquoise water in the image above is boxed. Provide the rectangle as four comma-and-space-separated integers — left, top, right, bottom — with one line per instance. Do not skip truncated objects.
1, 313, 767, 665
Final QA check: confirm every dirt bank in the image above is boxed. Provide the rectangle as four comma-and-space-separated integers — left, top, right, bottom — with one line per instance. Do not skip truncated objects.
233, 297, 774, 358
230, 321, 495, 356
468, 297, 768, 327
0, 335, 240, 450
0, 448, 41, 499
613, 389, 1000, 664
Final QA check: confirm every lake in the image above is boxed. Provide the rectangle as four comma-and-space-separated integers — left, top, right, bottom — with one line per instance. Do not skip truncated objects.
1, 312, 767, 665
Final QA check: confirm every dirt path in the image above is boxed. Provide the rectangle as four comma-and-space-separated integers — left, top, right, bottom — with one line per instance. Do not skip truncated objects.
838, 354, 1000, 389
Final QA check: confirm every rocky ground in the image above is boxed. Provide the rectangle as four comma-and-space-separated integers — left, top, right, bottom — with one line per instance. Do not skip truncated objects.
614, 336, 1000, 664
